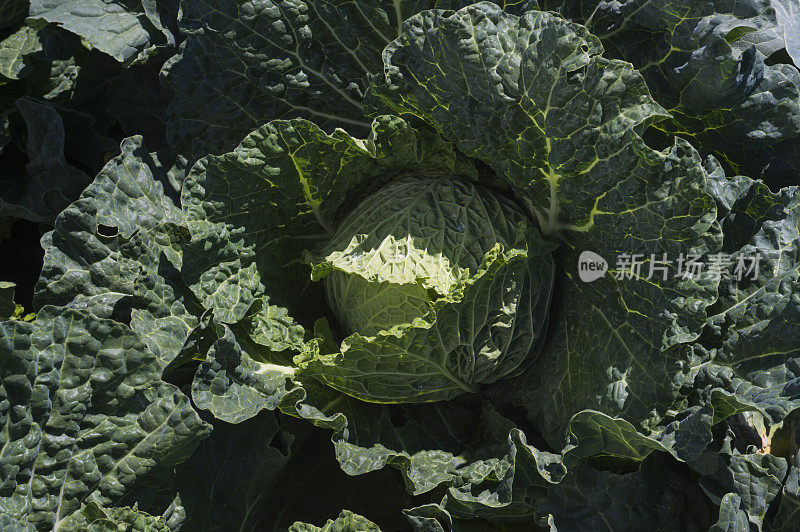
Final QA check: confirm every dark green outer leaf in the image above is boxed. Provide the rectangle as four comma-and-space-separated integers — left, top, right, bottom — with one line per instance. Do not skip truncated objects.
0, 306, 211, 530
700, 453, 788, 530
35, 135, 195, 366
730, 0, 800, 66
710, 493, 751, 532
773, 0, 800, 65
772, 455, 800, 530
537, 453, 714, 531
0, 97, 89, 222
541, 0, 800, 187
369, 2, 669, 228
161, 0, 540, 159
562, 406, 715, 466
27, 0, 173, 64
701, 176, 800, 426
168, 413, 292, 530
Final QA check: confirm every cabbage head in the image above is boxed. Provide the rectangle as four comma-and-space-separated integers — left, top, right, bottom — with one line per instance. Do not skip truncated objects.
301, 176, 555, 403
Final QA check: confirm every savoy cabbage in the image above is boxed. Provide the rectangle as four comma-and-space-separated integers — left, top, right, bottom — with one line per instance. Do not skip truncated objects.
1, 0, 799, 530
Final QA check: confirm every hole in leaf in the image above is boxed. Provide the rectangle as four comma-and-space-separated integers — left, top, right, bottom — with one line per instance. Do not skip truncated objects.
97, 224, 119, 238
765, 48, 793, 67
566, 66, 586, 85
640, 126, 674, 152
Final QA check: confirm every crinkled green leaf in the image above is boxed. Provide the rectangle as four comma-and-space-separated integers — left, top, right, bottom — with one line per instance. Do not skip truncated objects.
710, 493, 751, 532
27, 0, 173, 64
776, 0, 800, 65
701, 176, 800, 425
370, 2, 669, 228
541, 0, 800, 187
161, 0, 539, 158
772, 455, 800, 530
17, 28, 82, 99
0, 514, 36, 532
290, 510, 381, 532
35, 135, 195, 366
0, 306, 211, 530
404, 504, 452, 532
537, 453, 714, 530
0, 26, 42, 80
562, 406, 715, 466
191, 325, 299, 423
700, 453, 788, 530
371, 1, 721, 445
735, 0, 800, 66
58, 502, 174, 532
245, 299, 306, 353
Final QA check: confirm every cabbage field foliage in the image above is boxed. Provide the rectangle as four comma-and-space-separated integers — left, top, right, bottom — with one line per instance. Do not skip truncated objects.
1, 0, 800, 530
